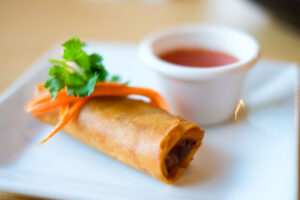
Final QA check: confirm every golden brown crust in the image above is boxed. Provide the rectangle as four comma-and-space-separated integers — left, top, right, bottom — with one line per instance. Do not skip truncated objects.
35, 97, 205, 184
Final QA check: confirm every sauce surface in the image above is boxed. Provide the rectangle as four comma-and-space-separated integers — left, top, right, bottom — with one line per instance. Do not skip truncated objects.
159, 47, 238, 68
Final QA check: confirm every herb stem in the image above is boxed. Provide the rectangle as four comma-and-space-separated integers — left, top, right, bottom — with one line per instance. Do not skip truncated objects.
49, 59, 81, 74
48, 59, 65, 65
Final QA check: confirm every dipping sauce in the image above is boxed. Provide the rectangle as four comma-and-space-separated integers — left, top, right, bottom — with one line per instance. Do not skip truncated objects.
159, 47, 238, 68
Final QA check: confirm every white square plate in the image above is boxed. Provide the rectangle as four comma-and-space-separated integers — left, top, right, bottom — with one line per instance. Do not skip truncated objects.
0, 42, 298, 200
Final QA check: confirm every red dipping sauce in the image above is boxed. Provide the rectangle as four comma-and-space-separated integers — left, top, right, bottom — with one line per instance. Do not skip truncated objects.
159, 47, 238, 68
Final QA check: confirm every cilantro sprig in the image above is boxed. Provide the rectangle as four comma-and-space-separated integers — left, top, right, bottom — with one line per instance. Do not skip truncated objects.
45, 36, 121, 98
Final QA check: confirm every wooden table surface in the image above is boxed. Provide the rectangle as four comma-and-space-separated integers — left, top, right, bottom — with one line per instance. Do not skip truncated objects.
0, 0, 299, 199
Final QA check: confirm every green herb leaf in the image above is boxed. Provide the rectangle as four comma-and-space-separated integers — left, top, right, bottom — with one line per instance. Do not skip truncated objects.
45, 36, 124, 98
110, 75, 120, 82
44, 77, 64, 98
89, 53, 107, 81
62, 36, 85, 61
66, 73, 98, 97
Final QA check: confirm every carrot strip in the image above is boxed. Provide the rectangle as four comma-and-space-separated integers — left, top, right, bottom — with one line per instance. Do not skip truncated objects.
30, 89, 69, 105
26, 98, 78, 115
91, 86, 169, 111
39, 98, 87, 145
59, 105, 69, 120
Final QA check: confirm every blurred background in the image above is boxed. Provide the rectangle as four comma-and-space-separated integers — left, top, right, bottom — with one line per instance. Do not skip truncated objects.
0, 0, 299, 199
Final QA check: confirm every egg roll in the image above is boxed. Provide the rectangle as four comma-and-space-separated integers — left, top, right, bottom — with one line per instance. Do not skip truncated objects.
34, 96, 205, 184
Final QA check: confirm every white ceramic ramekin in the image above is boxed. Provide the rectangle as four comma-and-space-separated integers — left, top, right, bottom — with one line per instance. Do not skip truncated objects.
139, 24, 260, 126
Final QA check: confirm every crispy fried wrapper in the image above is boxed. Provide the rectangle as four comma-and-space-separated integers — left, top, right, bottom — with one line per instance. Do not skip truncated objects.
34, 95, 205, 184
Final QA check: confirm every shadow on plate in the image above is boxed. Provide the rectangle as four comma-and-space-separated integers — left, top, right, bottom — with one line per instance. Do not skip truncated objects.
174, 143, 232, 187
0, 117, 42, 166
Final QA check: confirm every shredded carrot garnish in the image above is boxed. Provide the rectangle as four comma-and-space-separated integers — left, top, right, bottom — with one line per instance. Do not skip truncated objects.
39, 98, 87, 145
59, 105, 70, 120
25, 82, 169, 144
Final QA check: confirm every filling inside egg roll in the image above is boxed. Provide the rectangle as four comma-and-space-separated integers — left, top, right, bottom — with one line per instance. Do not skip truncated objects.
34, 96, 205, 184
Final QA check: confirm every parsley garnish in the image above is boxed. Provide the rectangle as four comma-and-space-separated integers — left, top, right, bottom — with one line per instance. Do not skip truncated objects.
45, 36, 121, 98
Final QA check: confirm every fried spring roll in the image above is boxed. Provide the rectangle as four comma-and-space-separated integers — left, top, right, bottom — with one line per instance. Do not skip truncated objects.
35, 96, 205, 184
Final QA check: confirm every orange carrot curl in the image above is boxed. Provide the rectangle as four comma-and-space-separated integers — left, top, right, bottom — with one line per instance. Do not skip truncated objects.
25, 82, 170, 145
